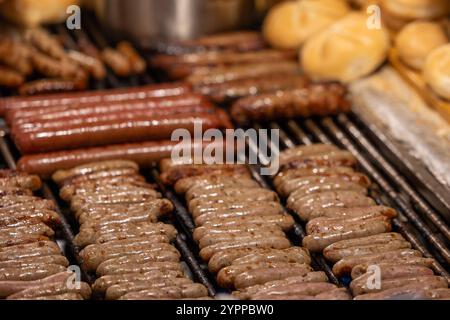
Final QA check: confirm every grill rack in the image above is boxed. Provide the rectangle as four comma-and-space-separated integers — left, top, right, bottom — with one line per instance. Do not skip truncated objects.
0, 13, 448, 296
257, 117, 450, 283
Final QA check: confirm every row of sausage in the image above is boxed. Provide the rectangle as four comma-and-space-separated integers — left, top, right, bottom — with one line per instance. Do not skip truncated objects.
0, 169, 91, 300
160, 159, 351, 300
52, 160, 211, 300
273, 143, 450, 299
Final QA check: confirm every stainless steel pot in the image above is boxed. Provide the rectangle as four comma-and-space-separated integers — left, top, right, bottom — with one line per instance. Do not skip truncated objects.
93, 0, 280, 48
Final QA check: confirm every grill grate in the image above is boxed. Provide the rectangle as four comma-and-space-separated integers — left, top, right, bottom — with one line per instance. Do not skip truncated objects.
260, 117, 450, 283
0, 14, 449, 296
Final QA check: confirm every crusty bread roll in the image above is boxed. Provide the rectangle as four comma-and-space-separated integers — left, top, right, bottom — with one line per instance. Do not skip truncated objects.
262, 0, 350, 50
396, 21, 448, 71
423, 44, 450, 101
380, 0, 450, 30
0, 0, 80, 27
301, 12, 390, 83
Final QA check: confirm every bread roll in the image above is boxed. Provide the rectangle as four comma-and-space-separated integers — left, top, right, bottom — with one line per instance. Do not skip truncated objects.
423, 44, 450, 101
262, 0, 350, 50
301, 12, 390, 83
396, 21, 448, 71
0, 0, 80, 27
380, 0, 450, 30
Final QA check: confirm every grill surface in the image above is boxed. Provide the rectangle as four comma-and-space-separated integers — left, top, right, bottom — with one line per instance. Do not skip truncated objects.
0, 14, 449, 297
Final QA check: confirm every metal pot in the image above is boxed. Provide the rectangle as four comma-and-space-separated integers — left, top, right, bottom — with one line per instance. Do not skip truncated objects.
93, 0, 281, 48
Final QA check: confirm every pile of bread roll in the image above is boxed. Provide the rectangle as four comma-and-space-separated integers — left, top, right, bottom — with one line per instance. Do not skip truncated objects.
263, 0, 450, 101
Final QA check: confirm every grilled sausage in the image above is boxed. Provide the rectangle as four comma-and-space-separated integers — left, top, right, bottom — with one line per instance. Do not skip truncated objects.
353, 283, 444, 300
7, 281, 92, 300
199, 236, 292, 261
306, 214, 392, 235
96, 261, 182, 277
0, 255, 69, 269
324, 240, 411, 263
233, 271, 328, 299
186, 185, 268, 202
303, 217, 392, 252
290, 181, 368, 200
234, 264, 313, 289
0, 38, 33, 76
351, 275, 446, 296
279, 151, 358, 172
18, 78, 86, 96
80, 242, 177, 271
160, 164, 249, 186
194, 224, 283, 242
315, 288, 352, 300
24, 28, 65, 59
0, 240, 60, 260
75, 222, 177, 247
351, 264, 434, 286
186, 61, 300, 86
0, 263, 66, 281
17, 140, 209, 178
116, 41, 147, 74
97, 250, 181, 276
197, 74, 308, 103
208, 247, 310, 273
14, 111, 231, 154
429, 288, 450, 299
30, 50, 80, 79
0, 65, 25, 87
92, 270, 185, 293
306, 206, 397, 222
14, 293, 84, 300
188, 191, 278, 212
168, 31, 265, 53
0, 82, 191, 116
101, 47, 131, 77
273, 166, 355, 188
248, 282, 338, 299
152, 49, 297, 70
332, 249, 424, 277
201, 214, 295, 232
198, 230, 286, 249
174, 173, 257, 194
0, 234, 50, 248
0, 171, 42, 191
0, 271, 71, 298
118, 284, 207, 300
194, 207, 285, 226
105, 278, 194, 300
67, 50, 106, 80
278, 144, 339, 165
350, 258, 436, 279
278, 174, 371, 198
288, 191, 376, 221
0, 209, 60, 227
0, 187, 33, 196
53, 160, 138, 184
10, 94, 209, 126
0, 223, 54, 238
231, 83, 350, 124
191, 200, 283, 218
